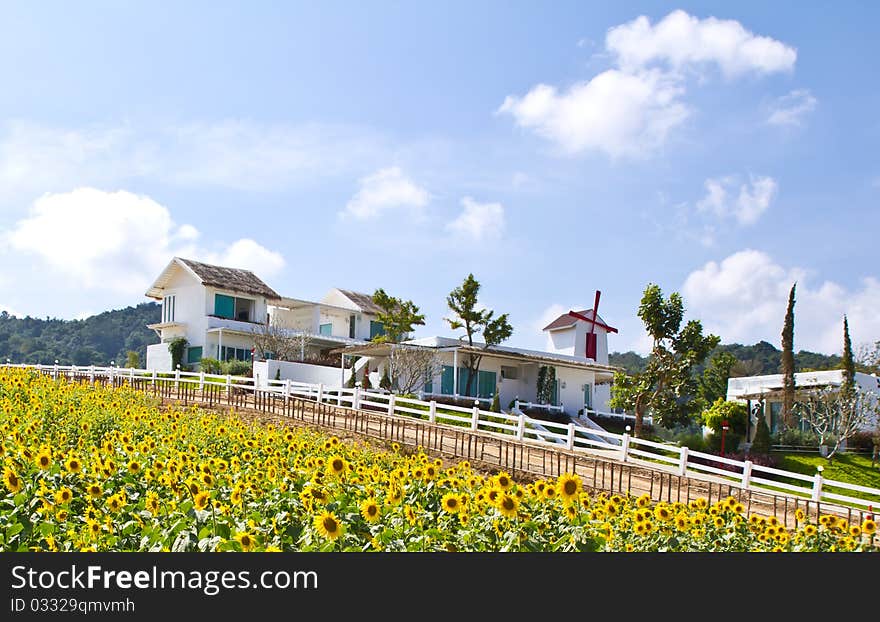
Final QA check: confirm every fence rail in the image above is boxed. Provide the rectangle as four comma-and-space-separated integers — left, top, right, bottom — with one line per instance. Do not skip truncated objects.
5, 362, 880, 514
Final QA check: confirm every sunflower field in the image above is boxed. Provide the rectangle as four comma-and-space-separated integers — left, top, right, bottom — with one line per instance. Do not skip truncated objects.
0, 368, 877, 552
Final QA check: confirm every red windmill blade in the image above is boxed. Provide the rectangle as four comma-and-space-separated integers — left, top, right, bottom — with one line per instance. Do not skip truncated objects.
568, 290, 602, 360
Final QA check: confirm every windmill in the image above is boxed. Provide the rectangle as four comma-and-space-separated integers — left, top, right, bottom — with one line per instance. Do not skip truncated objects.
567, 290, 604, 361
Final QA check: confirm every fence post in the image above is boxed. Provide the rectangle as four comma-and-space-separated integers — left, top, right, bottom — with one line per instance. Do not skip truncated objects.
108, 365, 114, 387
620, 429, 630, 462
741, 460, 753, 490
812, 466, 824, 502
514, 399, 520, 411
353, 386, 361, 410
199, 371, 205, 393
129, 367, 134, 385
388, 394, 396, 417
284, 379, 291, 405
174, 366, 180, 390
90, 365, 95, 385
517, 414, 525, 441
317, 383, 324, 405
566, 422, 575, 450
471, 403, 480, 431
429, 400, 436, 424
678, 446, 689, 476
53, 361, 58, 381
152, 369, 157, 388
225, 374, 231, 398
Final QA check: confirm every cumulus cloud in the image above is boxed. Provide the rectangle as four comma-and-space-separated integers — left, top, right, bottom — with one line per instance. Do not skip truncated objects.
340, 167, 430, 221
682, 250, 880, 354
767, 89, 817, 126
498, 69, 688, 158
446, 196, 505, 241
606, 9, 797, 77
499, 10, 796, 157
696, 175, 777, 225
4, 188, 285, 295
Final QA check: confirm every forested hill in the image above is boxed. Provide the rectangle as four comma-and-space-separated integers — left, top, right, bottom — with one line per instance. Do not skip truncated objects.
610, 340, 843, 376
0, 303, 160, 366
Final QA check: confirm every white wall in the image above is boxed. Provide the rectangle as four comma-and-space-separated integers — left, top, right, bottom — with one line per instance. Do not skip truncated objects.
146, 343, 172, 371
544, 323, 610, 365
158, 266, 208, 348
253, 359, 381, 389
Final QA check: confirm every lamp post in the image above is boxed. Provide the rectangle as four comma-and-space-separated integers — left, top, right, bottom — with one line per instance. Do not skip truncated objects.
721, 419, 729, 457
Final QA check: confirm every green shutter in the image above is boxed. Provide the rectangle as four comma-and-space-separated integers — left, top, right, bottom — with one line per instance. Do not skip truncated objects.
187, 346, 202, 364
477, 370, 496, 399
458, 368, 472, 397
440, 366, 454, 395
319, 323, 332, 336
214, 294, 235, 319
370, 321, 385, 339
584, 384, 592, 410
551, 379, 559, 406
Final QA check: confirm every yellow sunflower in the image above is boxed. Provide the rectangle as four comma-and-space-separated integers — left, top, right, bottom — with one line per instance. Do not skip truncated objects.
497, 493, 519, 519
862, 518, 876, 535
35, 448, 52, 470
556, 473, 581, 504
234, 532, 256, 552
3, 467, 23, 493
194, 491, 211, 511
64, 456, 83, 474
314, 511, 344, 541
494, 471, 513, 491
360, 498, 381, 523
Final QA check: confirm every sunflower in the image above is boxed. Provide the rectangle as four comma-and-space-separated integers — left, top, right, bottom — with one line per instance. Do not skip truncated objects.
54, 487, 73, 505
542, 485, 557, 500
556, 473, 581, 503
35, 448, 52, 470
424, 465, 437, 481
440, 492, 463, 514
360, 498, 381, 523
713, 516, 725, 528
327, 456, 347, 477
315, 511, 344, 541
106, 494, 125, 513
194, 491, 211, 511
234, 532, 256, 552
404, 505, 419, 526
3, 467, 23, 493
497, 493, 519, 519
654, 505, 672, 522
201, 472, 214, 487
145, 491, 160, 514
493, 471, 513, 491
486, 488, 502, 505
564, 504, 578, 521
64, 457, 82, 474
795, 508, 806, 523
862, 518, 876, 535
230, 487, 243, 506
603, 501, 619, 516
127, 460, 141, 474
386, 485, 403, 505
803, 524, 818, 537
636, 494, 651, 508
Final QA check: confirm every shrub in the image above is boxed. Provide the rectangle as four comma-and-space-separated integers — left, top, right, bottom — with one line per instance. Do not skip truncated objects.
379, 368, 392, 391
222, 359, 252, 377
275, 367, 281, 381
362, 367, 372, 390
772, 427, 820, 448
199, 357, 222, 374
490, 393, 501, 413
750, 410, 772, 455
167, 337, 188, 371
846, 431, 878, 453
676, 433, 708, 453
125, 350, 140, 369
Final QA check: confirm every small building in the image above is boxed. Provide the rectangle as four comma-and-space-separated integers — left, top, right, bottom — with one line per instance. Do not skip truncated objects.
144, 258, 385, 371
727, 369, 880, 439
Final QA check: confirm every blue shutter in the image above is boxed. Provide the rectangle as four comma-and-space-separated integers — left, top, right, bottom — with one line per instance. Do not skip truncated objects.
440, 366, 454, 395
214, 294, 235, 319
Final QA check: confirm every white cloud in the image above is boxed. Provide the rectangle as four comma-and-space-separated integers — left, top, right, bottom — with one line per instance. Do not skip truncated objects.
534, 304, 567, 333
0, 304, 23, 318
0, 119, 389, 202
498, 69, 688, 158
682, 250, 880, 354
696, 175, 777, 225
767, 89, 817, 126
340, 167, 430, 221
606, 9, 797, 77
499, 10, 796, 157
4, 187, 285, 295
446, 196, 505, 241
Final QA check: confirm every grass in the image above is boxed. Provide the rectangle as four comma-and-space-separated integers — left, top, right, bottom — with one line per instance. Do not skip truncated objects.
774, 452, 880, 493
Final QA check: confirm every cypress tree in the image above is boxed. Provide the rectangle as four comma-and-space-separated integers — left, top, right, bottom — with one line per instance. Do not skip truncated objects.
781, 283, 796, 429
842, 315, 855, 397
750, 405, 772, 455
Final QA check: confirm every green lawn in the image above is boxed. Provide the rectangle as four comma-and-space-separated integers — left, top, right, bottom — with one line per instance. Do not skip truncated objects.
773, 452, 880, 492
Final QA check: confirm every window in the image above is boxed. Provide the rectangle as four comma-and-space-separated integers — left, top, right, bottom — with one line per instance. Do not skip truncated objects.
214, 293, 254, 322
218, 346, 252, 362
584, 384, 593, 410
500, 365, 518, 380
319, 323, 332, 336
349, 315, 356, 339
187, 346, 202, 364
163, 295, 176, 323
370, 320, 385, 340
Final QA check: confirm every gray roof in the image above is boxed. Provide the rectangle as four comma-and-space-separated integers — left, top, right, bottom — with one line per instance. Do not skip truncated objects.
336, 289, 384, 315
177, 258, 281, 300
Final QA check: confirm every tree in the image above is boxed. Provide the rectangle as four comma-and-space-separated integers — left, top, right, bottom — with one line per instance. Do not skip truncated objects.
361, 366, 372, 390
793, 385, 880, 463
125, 350, 140, 369
253, 318, 314, 362
856, 340, 880, 375
780, 282, 796, 429
445, 274, 513, 398
168, 337, 188, 371
701, 398, 747, 453
536, 365, 556, 405
698, 351, 738, 406
609, 283, 720, 437
387, 345, 443, 395
379, 367, 392, 391
371, 289, 426, 344
841, 315, 855, 398
750, 404, 772, 455
346, 358, 358, 388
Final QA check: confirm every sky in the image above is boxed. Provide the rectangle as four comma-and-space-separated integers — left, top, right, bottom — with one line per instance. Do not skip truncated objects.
0, 1, 878, 357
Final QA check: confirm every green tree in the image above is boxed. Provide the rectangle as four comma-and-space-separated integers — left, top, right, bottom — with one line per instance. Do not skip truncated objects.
490, 392, 501, 413
445, 274, 513, 398
168, 337, 188, 371
379, 367, 392, 391
698, 351, 738, 406
609, 283, 720, 437
346, 358, 358, 388
371, 289, 426, 344
750, 404, 772, 455
701, 398, 747, 453
125, 350, 140, 369
781, 282, 796, 429
841, 315, 855, 398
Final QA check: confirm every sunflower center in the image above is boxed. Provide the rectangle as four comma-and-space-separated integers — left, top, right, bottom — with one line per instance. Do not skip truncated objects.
563, 481, 577, 496
502, 497, 515, 511
323, 516, 338, 533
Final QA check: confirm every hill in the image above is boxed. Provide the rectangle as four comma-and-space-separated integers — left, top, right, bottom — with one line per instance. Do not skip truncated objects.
0, 303, 160, 367
610, 340, 843, 376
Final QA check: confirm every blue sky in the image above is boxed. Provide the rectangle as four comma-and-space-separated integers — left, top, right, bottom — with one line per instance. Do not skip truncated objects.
0, 2, 877, 356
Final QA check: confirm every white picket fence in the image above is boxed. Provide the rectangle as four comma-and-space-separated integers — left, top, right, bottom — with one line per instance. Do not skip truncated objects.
6, 362, 880, 512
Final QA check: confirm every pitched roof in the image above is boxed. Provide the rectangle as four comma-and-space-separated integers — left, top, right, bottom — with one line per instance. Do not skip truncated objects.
145, 257, 281, 300
542, 309, 618, 334
335, 289, 384, 315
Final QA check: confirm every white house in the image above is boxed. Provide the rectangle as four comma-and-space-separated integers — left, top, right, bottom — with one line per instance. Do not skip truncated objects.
144, 258, 385, 370
336, 307, 621, 416
727, 369, 880, 438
